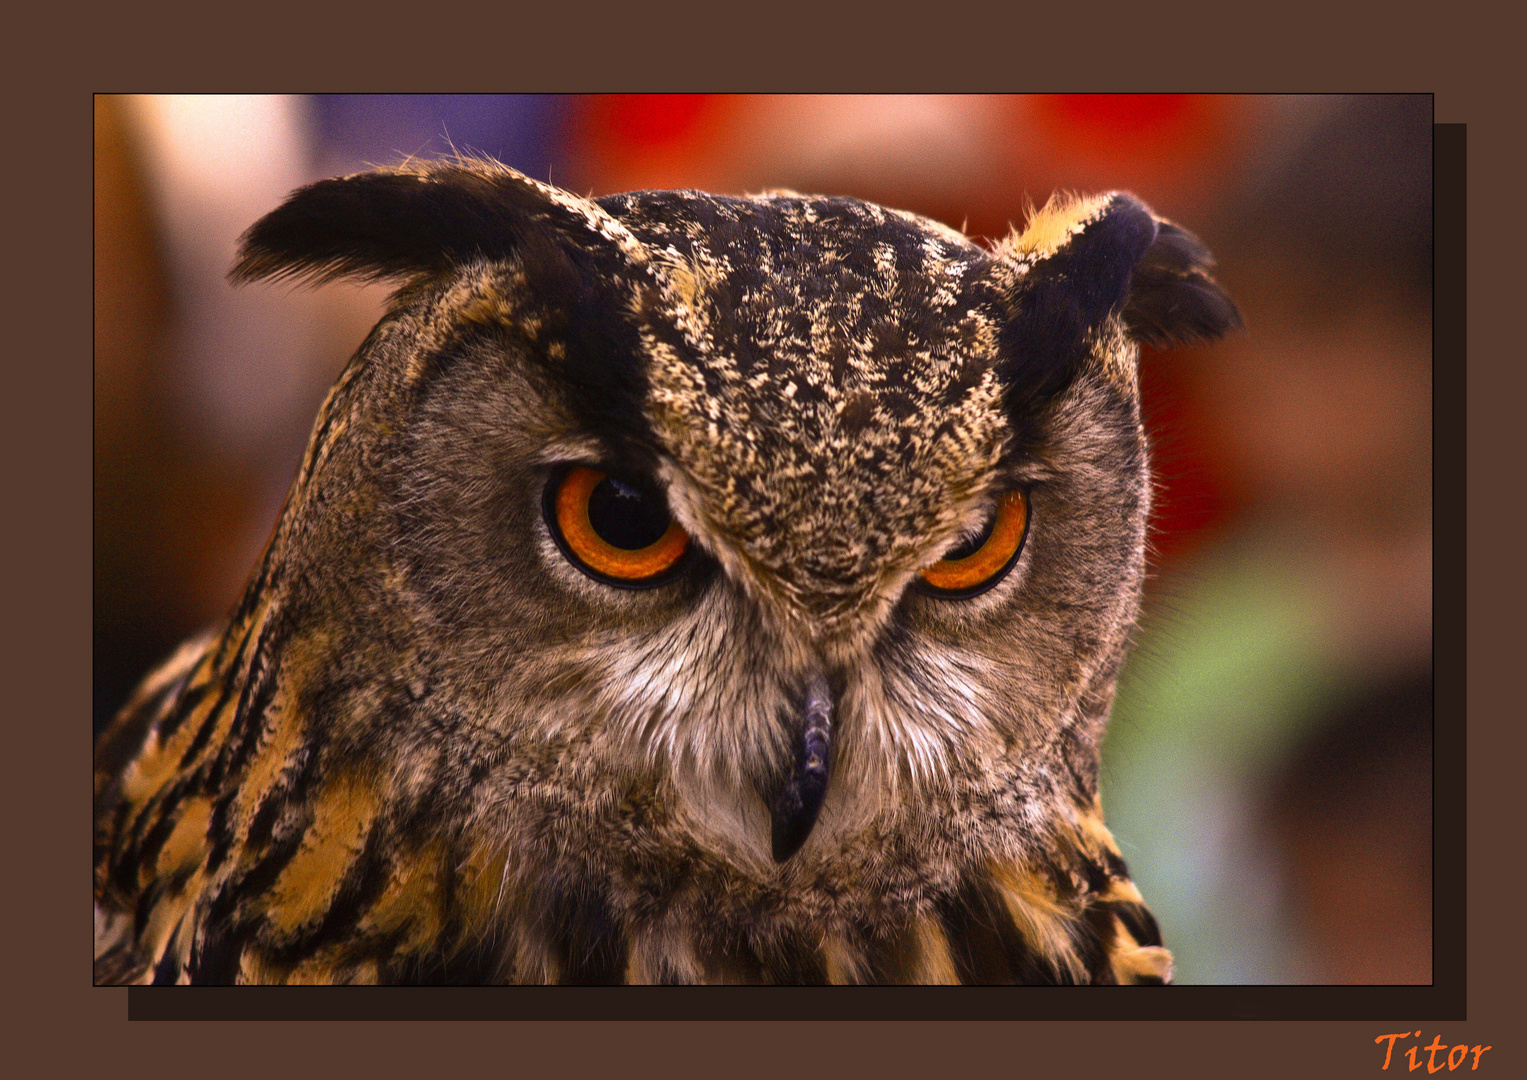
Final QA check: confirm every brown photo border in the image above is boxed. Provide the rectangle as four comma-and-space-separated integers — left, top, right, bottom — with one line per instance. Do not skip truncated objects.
26, 10, 1513, 1077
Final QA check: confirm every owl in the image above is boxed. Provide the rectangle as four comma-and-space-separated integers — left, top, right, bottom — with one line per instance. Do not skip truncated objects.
94, 157, 1239, 985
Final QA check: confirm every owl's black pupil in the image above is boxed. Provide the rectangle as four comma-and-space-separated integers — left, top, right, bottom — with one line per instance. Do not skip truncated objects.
587, 477, 671, 550
942, 517, 995, 562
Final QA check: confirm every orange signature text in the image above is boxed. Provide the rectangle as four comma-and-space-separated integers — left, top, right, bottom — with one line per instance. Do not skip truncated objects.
1376, 1033, 1493, 1072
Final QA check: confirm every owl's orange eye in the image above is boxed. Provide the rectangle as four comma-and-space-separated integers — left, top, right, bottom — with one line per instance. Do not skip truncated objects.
546, 466, 691, 587
916, 490, 1030, 598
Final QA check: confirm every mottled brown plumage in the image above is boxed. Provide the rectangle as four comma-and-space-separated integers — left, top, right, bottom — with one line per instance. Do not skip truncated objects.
94, 159, 1239, 984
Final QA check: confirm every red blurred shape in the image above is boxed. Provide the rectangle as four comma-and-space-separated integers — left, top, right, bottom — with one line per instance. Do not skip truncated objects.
1031, 94, 1226, 173
1138, 346, 1234, 567
1048, 94, 1197, 137
587, 94, 716, 150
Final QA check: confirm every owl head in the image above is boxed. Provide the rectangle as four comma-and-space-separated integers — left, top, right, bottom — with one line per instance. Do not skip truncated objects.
227, 158, 1239, 873
96, 157, 1238, 985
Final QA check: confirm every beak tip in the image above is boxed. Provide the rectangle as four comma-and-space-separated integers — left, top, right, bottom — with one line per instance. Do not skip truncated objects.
767, 670, 836, 863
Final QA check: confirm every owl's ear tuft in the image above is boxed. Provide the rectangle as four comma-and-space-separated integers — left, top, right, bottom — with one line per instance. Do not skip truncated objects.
1122, 219, 1243, 347
995, 193, 1160, 402
995, 193, 1241, 410
229, 162, 621, 288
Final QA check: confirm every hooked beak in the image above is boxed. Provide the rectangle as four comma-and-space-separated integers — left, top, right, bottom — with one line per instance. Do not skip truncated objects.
769, 672, 833, 862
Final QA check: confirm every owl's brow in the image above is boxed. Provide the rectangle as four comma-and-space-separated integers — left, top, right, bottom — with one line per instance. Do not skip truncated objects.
534, 434, 662, 476
989, 447, 1058, 487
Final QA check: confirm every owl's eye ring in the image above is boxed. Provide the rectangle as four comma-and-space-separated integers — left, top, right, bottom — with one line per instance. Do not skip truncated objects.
914, 489, 1030, 599
544, 465, 691, 588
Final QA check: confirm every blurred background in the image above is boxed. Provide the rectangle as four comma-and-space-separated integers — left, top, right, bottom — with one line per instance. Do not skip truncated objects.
93, 94, 1433, 985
